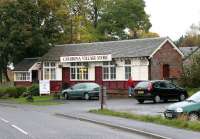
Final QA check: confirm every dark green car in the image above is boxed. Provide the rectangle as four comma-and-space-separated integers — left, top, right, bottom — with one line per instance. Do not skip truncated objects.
164, 91, 200, 121
61, 83, 100, 100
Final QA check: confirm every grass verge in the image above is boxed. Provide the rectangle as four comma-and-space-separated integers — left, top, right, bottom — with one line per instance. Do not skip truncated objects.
90, 109, 200, 132
3, 96, 65, 106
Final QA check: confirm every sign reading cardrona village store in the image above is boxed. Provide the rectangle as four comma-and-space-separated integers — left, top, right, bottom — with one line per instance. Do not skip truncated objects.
60, 54, 112, 63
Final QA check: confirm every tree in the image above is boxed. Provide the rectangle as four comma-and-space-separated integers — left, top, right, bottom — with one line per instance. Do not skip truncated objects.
0, 0, 64, 82
97, 0, 151, 40
177, 23, 200, 47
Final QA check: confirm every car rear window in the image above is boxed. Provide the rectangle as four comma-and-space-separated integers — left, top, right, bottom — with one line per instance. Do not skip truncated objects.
135, 81, 150, 89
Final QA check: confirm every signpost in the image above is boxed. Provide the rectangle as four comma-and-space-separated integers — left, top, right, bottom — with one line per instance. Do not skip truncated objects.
100, 86, 107, 110
39, 80, 50, 95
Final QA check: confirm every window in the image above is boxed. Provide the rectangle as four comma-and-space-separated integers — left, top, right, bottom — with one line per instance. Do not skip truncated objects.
125, 59, 131, 79
15, 72, 30, 81
103, 61, 116, 80
70, 63, 88, 80
44, 62, 56, 80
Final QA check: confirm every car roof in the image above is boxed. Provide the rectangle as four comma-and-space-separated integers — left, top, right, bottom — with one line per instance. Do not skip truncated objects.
139, 80, 171, 83
73, 82, 99, 86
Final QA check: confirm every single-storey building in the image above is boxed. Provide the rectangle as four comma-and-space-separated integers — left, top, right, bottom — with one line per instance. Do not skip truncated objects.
13, 58, 41, 87
13, 37, 184, 94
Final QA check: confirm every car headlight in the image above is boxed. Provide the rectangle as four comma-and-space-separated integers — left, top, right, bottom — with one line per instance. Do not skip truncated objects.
176, 108, 183, 113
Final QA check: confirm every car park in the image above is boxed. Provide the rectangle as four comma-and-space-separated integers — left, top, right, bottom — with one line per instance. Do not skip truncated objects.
134, 80, 188, 103
61, 83, 100, 100
164, 91, 200, 121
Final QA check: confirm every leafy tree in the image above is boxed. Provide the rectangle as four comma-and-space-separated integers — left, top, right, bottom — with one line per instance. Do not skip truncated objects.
97, 0, 151, 40
179, 54, 200, 87
177, 23, 200, 47
0, 0, 64, 81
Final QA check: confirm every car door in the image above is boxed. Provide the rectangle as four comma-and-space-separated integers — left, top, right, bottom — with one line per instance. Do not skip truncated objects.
69, 84, 82, 98
158, 81, 168, 99
165, 82, 178, 99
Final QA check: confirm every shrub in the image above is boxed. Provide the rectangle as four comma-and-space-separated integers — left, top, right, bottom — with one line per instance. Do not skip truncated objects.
179, 54, 200, 87
28, 84, 39, 96
0, 88, 6, 98
16, 87, 27, 98
5, 87, 18, 98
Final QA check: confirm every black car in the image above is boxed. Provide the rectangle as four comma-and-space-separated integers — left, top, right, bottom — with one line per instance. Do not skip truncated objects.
134, 80, 188, 104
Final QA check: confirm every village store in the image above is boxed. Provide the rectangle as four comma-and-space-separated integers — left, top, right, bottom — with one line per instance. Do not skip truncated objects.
13, 37, 184, 94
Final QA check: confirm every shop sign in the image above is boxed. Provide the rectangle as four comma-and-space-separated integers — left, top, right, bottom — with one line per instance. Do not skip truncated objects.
60, 54, 112, 63
39, 80, 50, 95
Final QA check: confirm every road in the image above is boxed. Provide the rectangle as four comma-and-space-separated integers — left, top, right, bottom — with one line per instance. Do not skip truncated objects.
0, 104, 151, 139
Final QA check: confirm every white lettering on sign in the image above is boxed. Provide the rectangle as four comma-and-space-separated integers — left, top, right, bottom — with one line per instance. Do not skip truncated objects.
60, 54, 112, 62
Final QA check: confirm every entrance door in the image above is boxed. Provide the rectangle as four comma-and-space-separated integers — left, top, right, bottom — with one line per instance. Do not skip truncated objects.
163, 64, 170, 79
32, 70, 38, 83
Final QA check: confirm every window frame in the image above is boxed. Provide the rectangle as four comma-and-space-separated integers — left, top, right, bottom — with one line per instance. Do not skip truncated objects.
70, 62, 89, 81
124, 59, 132, 80
102, 61, 116, 80
15, 72, 31, 81
43, 61, 56, 80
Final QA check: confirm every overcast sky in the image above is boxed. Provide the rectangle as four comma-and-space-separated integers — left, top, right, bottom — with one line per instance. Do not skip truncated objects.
144, 0, 200, 41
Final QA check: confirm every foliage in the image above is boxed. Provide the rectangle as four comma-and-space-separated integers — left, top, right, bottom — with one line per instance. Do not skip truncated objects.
90, 109, 200, 132
0, 0, 65, 82
28, 84, 39, 96
179, 54, 200, 87
4, 87, 18, 98
0, 88, 6, 98
176, 23, 200, 47
97, 0, 151, 40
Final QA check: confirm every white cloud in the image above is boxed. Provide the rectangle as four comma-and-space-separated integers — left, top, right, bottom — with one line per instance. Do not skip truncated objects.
144, 0, 200, 40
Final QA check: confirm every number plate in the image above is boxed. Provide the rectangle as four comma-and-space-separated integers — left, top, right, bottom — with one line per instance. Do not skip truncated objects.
138, 91, 144, 94
165, 113, 172, 118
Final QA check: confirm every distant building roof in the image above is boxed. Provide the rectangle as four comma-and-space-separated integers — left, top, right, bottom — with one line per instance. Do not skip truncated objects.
179, 46, 200, 59
14, 58, 40, 71
42, 37, 181, 61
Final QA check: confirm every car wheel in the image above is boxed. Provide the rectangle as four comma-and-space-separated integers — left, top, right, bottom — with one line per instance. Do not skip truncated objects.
153, 95, 160, 103
84, 93, 90, 100
179, 93, 186, 101
189, 113, 199, 121
64, 93, 68, 100
138, 99, 144, 104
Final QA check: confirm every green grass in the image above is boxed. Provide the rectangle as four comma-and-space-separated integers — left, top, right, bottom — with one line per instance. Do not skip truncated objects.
11, 96, 65, 106
90, 109, 200, 132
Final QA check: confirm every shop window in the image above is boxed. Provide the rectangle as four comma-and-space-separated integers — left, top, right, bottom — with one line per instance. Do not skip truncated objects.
125, 59, 131, 79
44, 62, 56, 80
103, 62, 116, 80
70, 63, 88, 80
15, 72, 30, 81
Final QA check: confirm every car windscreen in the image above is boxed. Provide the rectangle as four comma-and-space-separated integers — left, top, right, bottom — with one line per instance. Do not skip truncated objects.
134, 82, 149, 89
187, 91, 200, 103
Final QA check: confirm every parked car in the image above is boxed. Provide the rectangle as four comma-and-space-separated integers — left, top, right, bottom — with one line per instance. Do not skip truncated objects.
134, 80, 188, 103
61, 83, 100, 100
164, 91, 200, 121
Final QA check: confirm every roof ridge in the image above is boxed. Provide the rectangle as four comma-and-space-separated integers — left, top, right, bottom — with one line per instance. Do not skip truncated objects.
55, 37, 168, 47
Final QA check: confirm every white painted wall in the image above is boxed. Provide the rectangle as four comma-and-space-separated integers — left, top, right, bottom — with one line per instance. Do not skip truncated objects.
48, 58, 149, 81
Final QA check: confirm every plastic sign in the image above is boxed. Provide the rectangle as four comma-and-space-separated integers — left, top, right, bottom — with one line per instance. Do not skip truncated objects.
39, 80, 50, 95
60, 54, 112, 63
